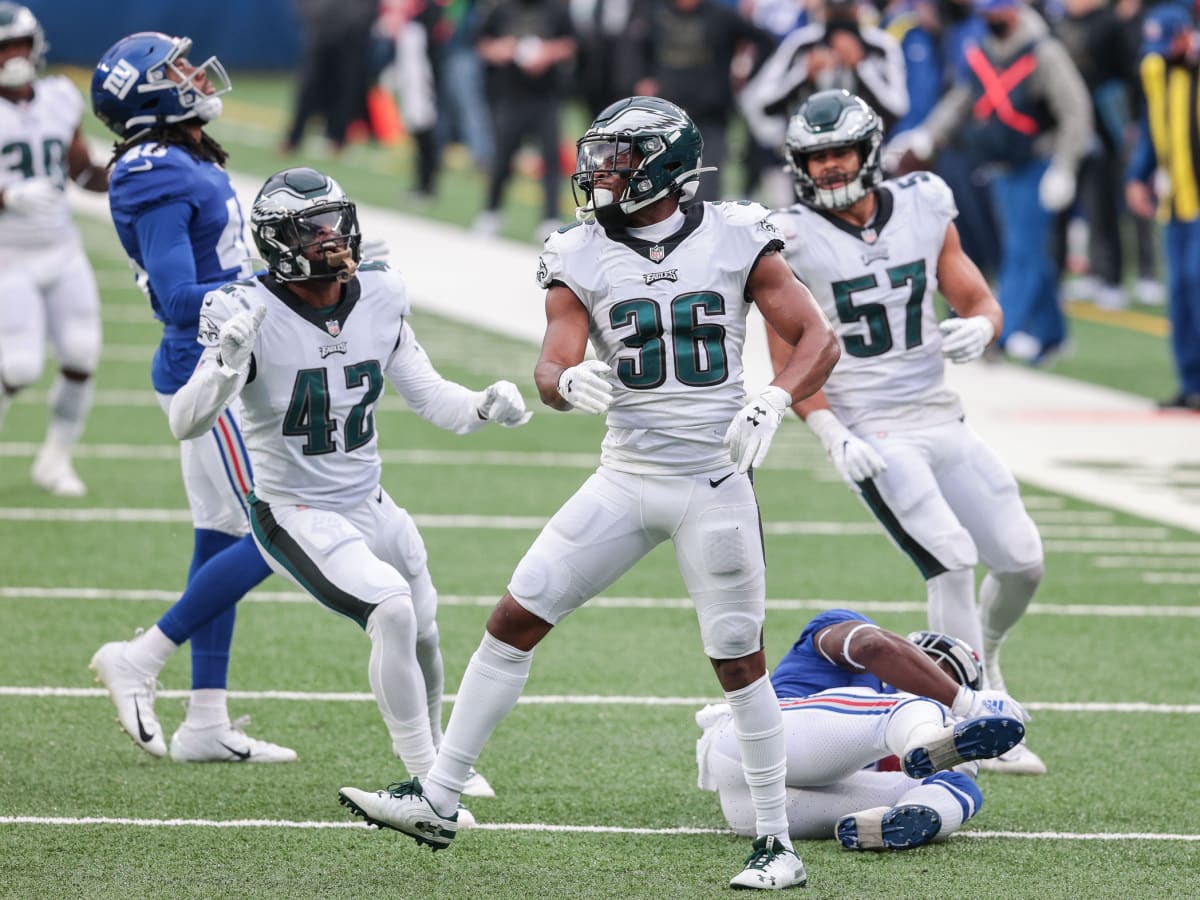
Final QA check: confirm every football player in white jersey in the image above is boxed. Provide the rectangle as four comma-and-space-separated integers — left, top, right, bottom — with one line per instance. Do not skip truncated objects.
167, 167, 532, 788
338, 96, 840, 892
0, 3, 108, 495
765, 90, 1047, 775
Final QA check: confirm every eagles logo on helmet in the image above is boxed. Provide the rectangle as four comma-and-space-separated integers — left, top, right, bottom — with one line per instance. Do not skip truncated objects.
251, 167, 362, 283
784, 89, 885, 211
571, 96, 716, 229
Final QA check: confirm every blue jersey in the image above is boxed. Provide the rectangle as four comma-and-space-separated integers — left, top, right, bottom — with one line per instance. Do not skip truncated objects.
770, 609, 896, 698
108, 142, 248, 393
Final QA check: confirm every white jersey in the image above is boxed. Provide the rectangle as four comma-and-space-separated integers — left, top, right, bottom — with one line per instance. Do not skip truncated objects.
537, 201, 784, 474
199, 262, 462, 509
769, 173, 962, 432
0, 76, 81, 248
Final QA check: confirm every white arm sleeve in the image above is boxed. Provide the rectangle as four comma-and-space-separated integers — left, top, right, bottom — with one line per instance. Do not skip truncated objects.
168, 350, 247, 441
385, 321, 488, 435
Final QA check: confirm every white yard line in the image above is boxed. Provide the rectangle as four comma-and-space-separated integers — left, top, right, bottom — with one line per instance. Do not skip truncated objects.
4, 586, 1198, 618
2, 814, 1194, 841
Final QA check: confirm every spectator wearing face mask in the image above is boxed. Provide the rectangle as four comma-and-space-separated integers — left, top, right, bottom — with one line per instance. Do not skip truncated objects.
886, 0, 1093, 366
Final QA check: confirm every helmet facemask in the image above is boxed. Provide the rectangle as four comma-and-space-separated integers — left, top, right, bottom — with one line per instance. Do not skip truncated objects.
906, 630, 983, 690
255, 202, 362, 283
139, 36, 231, 128
784, 91, 884, 211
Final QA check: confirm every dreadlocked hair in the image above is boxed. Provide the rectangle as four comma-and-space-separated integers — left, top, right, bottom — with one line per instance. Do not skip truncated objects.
109, 124, 229, 168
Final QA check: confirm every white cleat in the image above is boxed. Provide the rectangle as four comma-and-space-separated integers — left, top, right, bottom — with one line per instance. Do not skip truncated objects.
978, 740, 1047, 776
169, 715, 296, 763
338, 777, 461, 850
32, 444, 86, 497
461, 767, 496, 798
729, 835, 807, 891
90, 639, 166, 757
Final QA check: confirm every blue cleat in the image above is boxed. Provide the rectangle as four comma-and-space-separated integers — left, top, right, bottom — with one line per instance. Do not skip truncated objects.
903, 715, 1024, 779
837, 804, 943, 850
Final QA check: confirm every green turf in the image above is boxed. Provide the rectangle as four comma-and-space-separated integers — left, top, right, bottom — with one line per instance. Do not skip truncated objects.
3, 69, 1196, 900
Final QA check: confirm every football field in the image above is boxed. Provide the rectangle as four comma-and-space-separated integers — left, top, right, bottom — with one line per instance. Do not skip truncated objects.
1, 211, 1198, 898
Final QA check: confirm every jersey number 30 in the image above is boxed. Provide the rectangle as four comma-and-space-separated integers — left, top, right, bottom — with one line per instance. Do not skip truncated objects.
283, 362, 383, 455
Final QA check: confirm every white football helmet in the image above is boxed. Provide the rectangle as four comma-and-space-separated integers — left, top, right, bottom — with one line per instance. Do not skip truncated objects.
0, 3, 46, 89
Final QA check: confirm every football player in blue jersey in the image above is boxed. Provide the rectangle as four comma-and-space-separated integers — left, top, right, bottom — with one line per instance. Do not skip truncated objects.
696, 608, 1030, 849
86, 32, 295, 763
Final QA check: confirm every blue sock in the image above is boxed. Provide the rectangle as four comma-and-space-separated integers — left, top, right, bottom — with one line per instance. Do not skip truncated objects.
158, 531, 272, 690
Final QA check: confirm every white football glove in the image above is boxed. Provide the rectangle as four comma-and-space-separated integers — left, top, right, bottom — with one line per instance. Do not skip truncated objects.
3, 177, 61, 216
805, 408, 887, 490
1038, 163, 1076, 213
218, 306, 266, 375
723, 385, 792, 475
557, 359, 612, 414
478, 380, 532, 427
951, 685, 1032, 724
881, 127, 933, 173
360, 236, 390, 260
939, 316, 995, 364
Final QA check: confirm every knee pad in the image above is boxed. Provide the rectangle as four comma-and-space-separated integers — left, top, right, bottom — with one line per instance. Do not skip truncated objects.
366, 593, 418, 644
56, 327, 101, 374
0, 347, 43, 391
699, 605, 763, 660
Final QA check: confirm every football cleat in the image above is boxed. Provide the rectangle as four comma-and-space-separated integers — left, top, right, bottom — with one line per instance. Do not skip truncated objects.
90, 639, 166, 757
729, 835, 807, 891
338, 777, 460, 850
836, 804, 942, 851
169, 715, 297, 763
32, 443, 85, 497
903, 715, 1024, 779
978, 740, 1048, 776
461, 767, 496, 799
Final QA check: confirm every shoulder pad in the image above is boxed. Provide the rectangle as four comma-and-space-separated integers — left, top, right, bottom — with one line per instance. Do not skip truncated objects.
710, 199, 773, 227
109, 144, 197, 211
357, 265, 411, 316
40, 76, 84, 119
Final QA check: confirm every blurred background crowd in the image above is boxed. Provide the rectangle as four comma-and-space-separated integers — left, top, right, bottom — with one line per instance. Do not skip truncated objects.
27, 0, 1200, 402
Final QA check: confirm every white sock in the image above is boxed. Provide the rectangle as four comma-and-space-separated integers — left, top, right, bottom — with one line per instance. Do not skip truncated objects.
725, 674, 791, 850
979, 563, 1043, 690
926, 568, 985, 661
425, 631, 532, 816
125, 625, 178, 676
883, 696, 949, 757
415, 623, 445, 748
366, 595, 437, 778
186, 688, 229, 727
46, 375, 93, 447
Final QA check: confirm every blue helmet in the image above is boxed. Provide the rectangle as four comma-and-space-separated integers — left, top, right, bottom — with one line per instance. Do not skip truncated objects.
91, 31, 231, 140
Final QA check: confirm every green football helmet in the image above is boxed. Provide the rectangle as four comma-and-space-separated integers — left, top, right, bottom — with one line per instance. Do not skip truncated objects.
251, 168, 361, 283
784, 90, 884, 210
571, 96, 714, 227
0, 2, 46, 88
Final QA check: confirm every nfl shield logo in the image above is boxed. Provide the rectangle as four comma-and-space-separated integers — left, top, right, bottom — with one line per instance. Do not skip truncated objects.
649, 244, 665, 262
325, 319, 340, 336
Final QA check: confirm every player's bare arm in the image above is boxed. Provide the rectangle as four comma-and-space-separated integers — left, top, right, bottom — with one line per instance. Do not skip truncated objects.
67, 127, 108, 192
813, 621, 960, 706
533, 284, 592, 411
748, 250, 840, 402
937, 222, 1001, 335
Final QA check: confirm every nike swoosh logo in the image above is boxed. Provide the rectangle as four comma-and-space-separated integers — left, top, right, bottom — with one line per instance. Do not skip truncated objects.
219, 741, 251, 761
709, 472, 735, 488
134, 698, 156, 744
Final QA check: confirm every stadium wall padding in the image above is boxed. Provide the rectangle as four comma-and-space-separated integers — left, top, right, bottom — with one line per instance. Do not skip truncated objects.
27, 0, 302, 70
